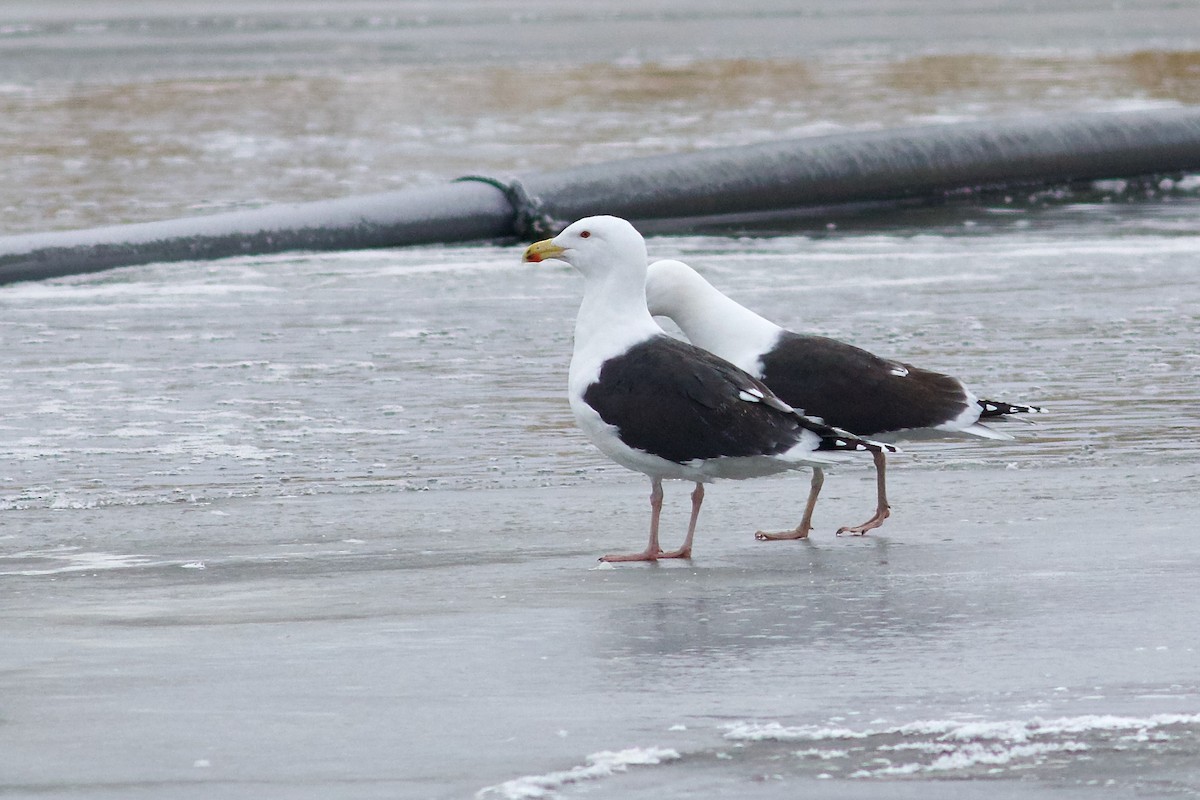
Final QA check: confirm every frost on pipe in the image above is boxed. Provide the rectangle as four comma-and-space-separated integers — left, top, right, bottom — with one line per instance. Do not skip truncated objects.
0, 181, 516, 285
522, 107, 1200, 232
3, 108, 1200, 284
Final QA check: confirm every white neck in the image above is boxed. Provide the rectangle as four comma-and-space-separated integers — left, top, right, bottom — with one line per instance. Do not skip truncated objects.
569, 266, 663, 397
650, 266, 784, 375
575, 269, 659, 348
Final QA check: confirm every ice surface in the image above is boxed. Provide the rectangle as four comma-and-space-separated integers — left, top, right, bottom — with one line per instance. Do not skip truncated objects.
2, 224, 1199, 800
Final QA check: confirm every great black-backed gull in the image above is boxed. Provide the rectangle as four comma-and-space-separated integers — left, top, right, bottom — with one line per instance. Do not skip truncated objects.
522, 216, 895, 562
645, 258, 1044, 540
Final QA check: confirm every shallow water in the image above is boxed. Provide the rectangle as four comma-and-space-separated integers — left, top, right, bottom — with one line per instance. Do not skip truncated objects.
3, 3, 1200, 799
4, 1, 1200, 233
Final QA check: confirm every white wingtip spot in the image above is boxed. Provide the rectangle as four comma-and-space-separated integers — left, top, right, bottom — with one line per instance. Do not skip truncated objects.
738, 390, 762, 403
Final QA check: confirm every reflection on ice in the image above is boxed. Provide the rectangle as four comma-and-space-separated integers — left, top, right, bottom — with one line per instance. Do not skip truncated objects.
0, 547, 155, 576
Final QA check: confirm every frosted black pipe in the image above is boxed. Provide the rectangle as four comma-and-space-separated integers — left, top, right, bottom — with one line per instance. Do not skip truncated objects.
3, 108, 1200, 285
0, 182, 516, 285
519, 107, 1200, 233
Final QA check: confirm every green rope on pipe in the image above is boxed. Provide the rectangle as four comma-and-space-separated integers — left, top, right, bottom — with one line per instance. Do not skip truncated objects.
454, 175, 560, 240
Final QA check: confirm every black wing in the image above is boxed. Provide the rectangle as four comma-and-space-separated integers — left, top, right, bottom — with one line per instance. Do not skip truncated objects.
584, 335, 891, 464
583, 335, 809, 463
759, 332, 971, 435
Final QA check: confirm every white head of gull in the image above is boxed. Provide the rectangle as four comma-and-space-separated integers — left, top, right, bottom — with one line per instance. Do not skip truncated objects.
523, 216, 894, 562
645, 258, 1045, 540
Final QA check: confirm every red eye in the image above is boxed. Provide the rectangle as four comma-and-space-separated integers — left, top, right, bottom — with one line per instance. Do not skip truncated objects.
580, 230, 591, 239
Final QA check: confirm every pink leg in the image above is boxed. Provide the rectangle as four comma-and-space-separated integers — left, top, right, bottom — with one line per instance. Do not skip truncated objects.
661, 482, 703, 559
837, 450, 891, 536
756, 468, 823, 541
602, 479, 669, 562
601, 480, 701, 562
